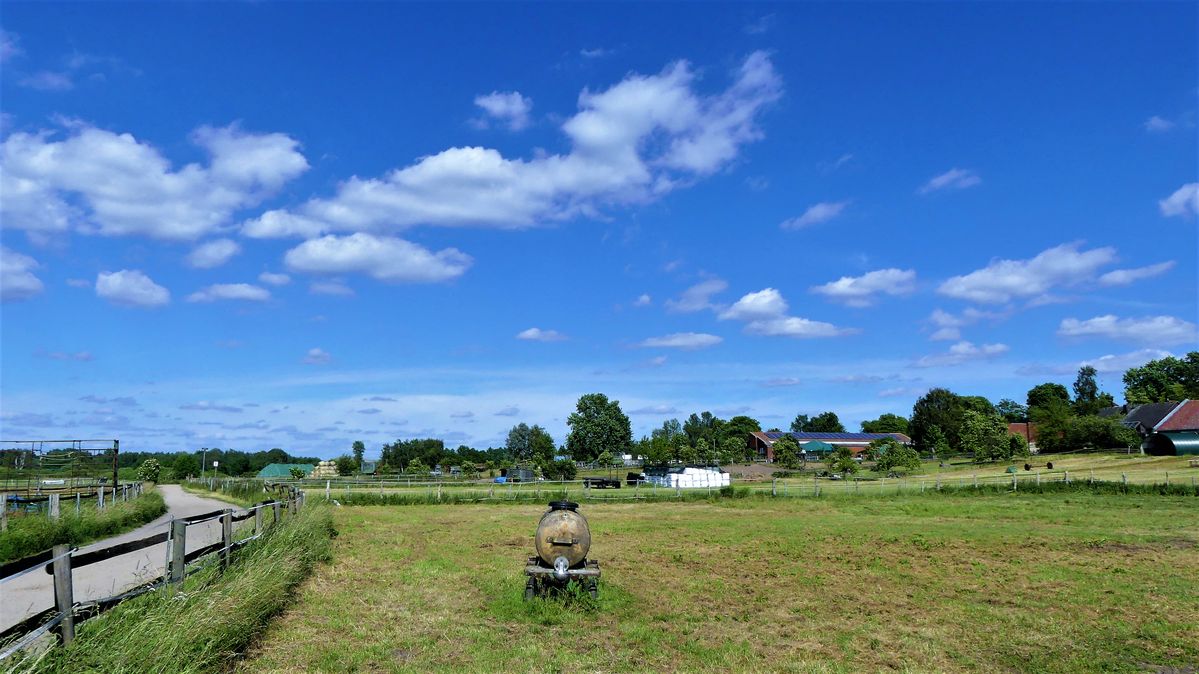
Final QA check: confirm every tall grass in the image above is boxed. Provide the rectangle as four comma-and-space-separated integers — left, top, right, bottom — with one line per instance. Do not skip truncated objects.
21, 503, 335, 674
0, 491, 167, 563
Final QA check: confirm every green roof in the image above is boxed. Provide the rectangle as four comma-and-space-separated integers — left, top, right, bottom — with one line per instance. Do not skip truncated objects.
801, 441, 835, 454
256, 463, 315, 478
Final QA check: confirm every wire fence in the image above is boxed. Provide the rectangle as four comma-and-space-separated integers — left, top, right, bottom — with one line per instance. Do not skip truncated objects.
187, 468, 1199, 507
0, 486, 306, 662
1, 483, 144, 530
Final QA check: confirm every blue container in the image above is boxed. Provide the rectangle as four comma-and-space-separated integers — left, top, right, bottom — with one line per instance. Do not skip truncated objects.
494, 476, 508, 484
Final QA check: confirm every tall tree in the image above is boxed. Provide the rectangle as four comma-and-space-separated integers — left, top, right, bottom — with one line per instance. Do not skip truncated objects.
566, 393, 633, 462
1071, 365, 1113, 416
1026, 382, 1070, 412
808, 411, 846, 433
351, 440, 365, 468
959, 409, 1011, 463
910, 388, 965, 453
995, 399, 1028, 423
860, 413, 909, 434
1123, 352, 1199, 404
789, 414, 810, 433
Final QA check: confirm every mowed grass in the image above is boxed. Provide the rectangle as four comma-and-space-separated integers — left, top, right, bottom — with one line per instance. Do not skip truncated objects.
240, 494, 1198, 673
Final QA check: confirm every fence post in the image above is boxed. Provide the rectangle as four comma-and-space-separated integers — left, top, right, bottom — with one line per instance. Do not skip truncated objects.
1036, 472, 1040, 487
52, 544, 75, 645
98, 486, 105, 510
49, 493, 60, 519
813, 474, 818, 497
326, 480, 330, 501
254, 505, 263, 535
772, 479, 776, 497
272, 501, 281, 525
75, 492, 81, 514
1012, 472, 1017, 491
1064, 471, 1070, 485
220, 509, 233, 568
169, 519, 187, 588
921, 481, 925, 493
1122, 473, 1127, 489
973, 474, 978, 489
1164, 471, 1169, 486
1, 493, 7, 532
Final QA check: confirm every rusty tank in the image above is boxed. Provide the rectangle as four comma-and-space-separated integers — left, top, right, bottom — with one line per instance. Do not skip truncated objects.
523, 501, 600, 599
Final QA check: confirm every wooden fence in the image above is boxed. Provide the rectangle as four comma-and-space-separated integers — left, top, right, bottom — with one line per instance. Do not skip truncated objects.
0, 487, 305, 661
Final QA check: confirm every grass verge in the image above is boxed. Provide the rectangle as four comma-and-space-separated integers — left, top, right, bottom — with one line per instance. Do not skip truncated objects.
0, 490, 166, 563
20, 503, 334, 674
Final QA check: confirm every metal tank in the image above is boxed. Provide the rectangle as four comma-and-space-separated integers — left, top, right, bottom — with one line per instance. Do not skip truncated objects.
523, 501, 600, 599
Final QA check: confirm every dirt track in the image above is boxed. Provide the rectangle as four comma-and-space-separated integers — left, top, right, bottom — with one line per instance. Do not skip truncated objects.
0, 485, 235, 633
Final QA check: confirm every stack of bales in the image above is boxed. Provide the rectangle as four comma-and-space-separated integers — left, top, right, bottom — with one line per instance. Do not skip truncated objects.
310, 459, 339, 478
646, 466, 730, 489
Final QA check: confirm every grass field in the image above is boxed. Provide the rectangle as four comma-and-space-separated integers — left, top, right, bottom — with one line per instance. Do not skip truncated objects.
239, 493, 1198, 673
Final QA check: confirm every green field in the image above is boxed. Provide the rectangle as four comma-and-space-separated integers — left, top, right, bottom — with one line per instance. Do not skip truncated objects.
239, 493, 1198, 673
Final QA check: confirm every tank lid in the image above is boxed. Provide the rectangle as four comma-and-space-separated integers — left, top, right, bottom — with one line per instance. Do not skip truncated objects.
547, 500, 579, 512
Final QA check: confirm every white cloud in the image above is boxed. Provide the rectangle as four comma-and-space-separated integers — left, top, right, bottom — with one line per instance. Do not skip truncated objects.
580, 47, 611, 59
629, 404, 680, 415
1, 123, 308, 240
879, 387, 928, 398
0, 30, 21, 63
926, 307, 1006, 341
1, 246, 44, 302
762, 377, 802, 387
95, 269, 169, 307
310, 280, 354, 296
516, 327, 567, 342
186, 238, 241, 268
494, 406, 520, 417
1057, 314, 1198, 347
474, 91, 533, 131
242, 52, 781, 239
1081, 349, 1173, 374
780, 200, 848, 230
918, 168, 980, 195
937, 242, 1116, 304
666, 278, 727, 313
19, 71, 73, 91
258, 271, 291, 286
638, 332, 723, 349
1097, 261, 1175, 287
718, 287, 787, 321
810, 268, 916, 307
719, 287, 855, 338
914, 341, 1009, 368
743, 14, 775, 35
186, 283, 271, 303
303, 347, 331, 365
1159, 183, 1199, 218
633, 293, 652, 307
1144, 115, 1175, 132
284, 233, 472, 283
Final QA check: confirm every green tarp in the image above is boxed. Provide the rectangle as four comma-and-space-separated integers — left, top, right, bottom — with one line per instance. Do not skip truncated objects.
256, 463, 316, 478
801, 441, 835, 455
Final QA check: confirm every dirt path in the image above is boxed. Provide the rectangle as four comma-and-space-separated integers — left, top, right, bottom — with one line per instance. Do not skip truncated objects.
0, 485, 239, 633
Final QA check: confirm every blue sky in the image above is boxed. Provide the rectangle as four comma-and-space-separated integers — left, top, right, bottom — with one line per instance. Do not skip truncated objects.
1, 3, 1196, 458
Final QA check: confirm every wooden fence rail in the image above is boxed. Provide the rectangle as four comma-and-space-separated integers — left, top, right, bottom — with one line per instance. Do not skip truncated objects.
0, 487, 304, 662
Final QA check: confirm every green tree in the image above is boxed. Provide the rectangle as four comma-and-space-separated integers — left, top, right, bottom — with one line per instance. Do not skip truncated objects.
1027, 382, 1070, 412
771, 436, 803, 469
860, 413, 909, 435
723, 415, 762, 442
1071, 366, 1116, 416
1122, 352, 1199, 404
995, 399, 1029, 423
867, 438, 921, 474
596, 450, 621, 468
135, 459, 162, 482
807, 411, 846, 433
543, 458, 577, 481
718, 436, 747, 464
566, 393, 633, 462
789, 414, 810, 433
960, 409, 1011, 463
910, 388, 965, 453
334, 454, 357, 476
926, 426, 950, 458
407, 458, 429, 475
351, 441, 365, 468
288, 466, 308, 479
1065, 416, 1139, 450
1030, 397, 1073, 453
1008, 433, 1030, 459
172, 453, 200, 479
826, 446, 859, 475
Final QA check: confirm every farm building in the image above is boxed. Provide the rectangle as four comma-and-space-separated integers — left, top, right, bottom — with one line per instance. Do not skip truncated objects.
256, 463, 316, 479
1144, 400, 1199, 455
1007, 422, 1040, 452
1107, 401, 1184, 436
749, 431, 911, 462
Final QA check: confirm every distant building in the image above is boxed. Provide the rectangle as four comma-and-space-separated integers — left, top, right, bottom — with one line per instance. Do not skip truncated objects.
1144, 400, 1199, 456
1007, 422, 1039, 452
749, 431, 912, 462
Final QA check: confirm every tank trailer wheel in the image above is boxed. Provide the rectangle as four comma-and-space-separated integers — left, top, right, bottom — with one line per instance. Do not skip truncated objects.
523, 576, 536, 601
588, 579, 599, 600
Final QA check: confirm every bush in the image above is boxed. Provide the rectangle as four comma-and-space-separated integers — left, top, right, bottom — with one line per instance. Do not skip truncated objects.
772, 437, 803, 469
135, 459, 162, 483
288, 467, 307, 480
826, 446, 859, 475
543, 459, 577, 481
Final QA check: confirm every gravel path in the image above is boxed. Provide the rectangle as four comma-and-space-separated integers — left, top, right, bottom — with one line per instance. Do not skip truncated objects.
0, 485, 238, 633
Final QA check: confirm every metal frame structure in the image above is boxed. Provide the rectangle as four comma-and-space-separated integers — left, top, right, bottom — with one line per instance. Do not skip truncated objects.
0, 439, 119, 496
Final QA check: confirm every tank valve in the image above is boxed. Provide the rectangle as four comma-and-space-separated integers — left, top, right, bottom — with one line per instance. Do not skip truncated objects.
553, 556, 569, 580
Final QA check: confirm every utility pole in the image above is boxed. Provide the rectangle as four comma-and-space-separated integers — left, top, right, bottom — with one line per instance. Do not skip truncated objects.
201, 447, 208, 479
